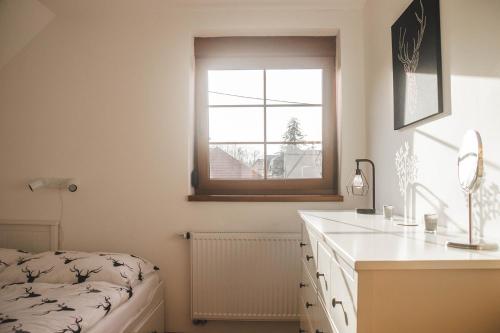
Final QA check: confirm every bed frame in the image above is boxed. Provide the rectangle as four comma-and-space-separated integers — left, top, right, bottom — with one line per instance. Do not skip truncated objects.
0, 219, 59, 252
0, 219, 165, 333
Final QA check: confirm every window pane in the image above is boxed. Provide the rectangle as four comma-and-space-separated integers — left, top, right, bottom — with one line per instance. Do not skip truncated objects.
266, 144, 322, 179
208, 70, 264, 105
209, 107, 264, 142
266, 69, 322, 105
210, 144, 264, 179
266, 106, 322, 142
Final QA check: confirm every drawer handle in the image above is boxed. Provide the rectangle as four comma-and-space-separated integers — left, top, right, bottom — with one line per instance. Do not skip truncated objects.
315, 330, 324, 333
306, 255, 314, 261
332, 298, 349, 326
300, 242, 308, 248
316, 272, 328, 290
299, 330, 306, 333
299, 282, 306, 288
305, 301, 314, 308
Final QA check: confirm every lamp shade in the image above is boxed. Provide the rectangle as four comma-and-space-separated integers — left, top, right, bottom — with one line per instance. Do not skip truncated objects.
346, 169, 369, 196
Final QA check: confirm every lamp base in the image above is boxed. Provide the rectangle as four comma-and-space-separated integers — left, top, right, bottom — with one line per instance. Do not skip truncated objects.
446, 241, 498, 251
356, 208, 376, 215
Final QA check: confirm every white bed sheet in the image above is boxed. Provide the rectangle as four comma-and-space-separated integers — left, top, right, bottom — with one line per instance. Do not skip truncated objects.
86, 272, 162, 333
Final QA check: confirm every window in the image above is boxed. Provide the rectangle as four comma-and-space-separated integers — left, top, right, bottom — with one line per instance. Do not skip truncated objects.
193, 37, 338, 196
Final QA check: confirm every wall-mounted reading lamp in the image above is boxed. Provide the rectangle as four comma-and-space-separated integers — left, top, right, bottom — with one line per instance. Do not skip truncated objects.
28, 178, 79, 192
346, 159, 375, 214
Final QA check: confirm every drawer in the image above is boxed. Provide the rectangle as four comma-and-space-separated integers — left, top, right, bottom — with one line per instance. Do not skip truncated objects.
328, 257, 357, 333
301, 269, 319, 324
300, 262, 315, 296
312, 299, 335, 333
301, 224, 318, 286
299, 296, 315, 333
316, 241, 332, 303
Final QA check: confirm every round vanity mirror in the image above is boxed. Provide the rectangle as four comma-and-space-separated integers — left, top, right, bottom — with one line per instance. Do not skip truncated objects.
458, 130, 483, 194
447, 129, 496, 250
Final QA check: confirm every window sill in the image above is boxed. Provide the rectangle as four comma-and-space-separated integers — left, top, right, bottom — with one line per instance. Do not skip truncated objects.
187, 194, 344, 202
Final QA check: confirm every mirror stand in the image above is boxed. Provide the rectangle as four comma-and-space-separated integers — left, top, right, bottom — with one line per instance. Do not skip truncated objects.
446, 193, 498, 251
446, 130, 497, 251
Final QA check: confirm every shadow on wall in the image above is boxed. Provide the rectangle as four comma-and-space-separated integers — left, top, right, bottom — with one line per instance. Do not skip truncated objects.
472, 181, 500, 239
412, 130, 500, 238
411, 182, 466, 232
383, 132, 415, 217
415, 129, 500, 171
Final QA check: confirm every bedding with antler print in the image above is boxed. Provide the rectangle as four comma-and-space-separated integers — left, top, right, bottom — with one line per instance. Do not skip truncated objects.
0, 281, 129, 333
0, 250, 160, 332
0, 249, 32, 274
0, 251, 159, 288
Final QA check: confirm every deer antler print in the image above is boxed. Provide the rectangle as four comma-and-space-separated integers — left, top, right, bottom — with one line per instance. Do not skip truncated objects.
124, 284, 133, 299
38, 303, 76, 315
130, 254, 146, 263
29, 297, 58, 308
78, 284, 101, 295
0, 314, 18, 324
397, 0, 427, 73
106, 257, 133, 270
61, 256, 86, 265
10, 287, 42, 301
120, 271, 132, 284
11, 323, 31, 333
1, 282, 24, 290
137, 263, 144, 281
117, 272, 134, 298
114, 284, 133, 299
56, 317, 83, 333
70, 266, 102, 284
95, 296, 112, 316
16, 256, 40, 266
22, 266, 54, 283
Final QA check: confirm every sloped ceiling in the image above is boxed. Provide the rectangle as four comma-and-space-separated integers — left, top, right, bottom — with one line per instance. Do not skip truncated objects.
169, 0, 367, 9
0, 0, 365, 72
0, 0, 55, 71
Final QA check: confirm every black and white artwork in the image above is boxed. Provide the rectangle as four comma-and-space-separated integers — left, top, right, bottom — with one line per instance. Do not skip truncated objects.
391, 0, 443, 129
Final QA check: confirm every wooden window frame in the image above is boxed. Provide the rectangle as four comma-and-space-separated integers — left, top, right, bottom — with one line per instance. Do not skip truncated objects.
193, 56, 338, 196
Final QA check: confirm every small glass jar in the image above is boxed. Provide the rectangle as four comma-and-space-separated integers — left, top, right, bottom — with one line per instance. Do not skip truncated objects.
424, 214, 438, 233
383, 205, 394, 220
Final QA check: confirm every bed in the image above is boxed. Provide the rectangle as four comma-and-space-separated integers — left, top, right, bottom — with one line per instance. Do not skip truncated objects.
0, 219, 164, 333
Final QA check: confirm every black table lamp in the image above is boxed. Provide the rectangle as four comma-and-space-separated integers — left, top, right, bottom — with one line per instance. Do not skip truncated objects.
346, 159, 376, 214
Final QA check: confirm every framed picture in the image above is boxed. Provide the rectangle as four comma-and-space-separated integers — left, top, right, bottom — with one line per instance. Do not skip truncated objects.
391, 0, 443, 130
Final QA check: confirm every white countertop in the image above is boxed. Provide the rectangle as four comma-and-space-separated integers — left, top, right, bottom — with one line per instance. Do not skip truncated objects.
299, 210, 500, 270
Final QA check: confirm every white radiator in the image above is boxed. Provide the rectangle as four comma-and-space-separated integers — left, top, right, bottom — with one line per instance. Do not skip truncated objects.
190, 232, 300, 321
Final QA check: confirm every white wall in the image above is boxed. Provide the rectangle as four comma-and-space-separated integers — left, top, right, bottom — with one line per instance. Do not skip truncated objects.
364, 0, 500, 241
0, 1, 366, 332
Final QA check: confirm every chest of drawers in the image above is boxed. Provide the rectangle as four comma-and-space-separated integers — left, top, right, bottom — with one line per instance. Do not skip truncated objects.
299, 210, 500, 333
